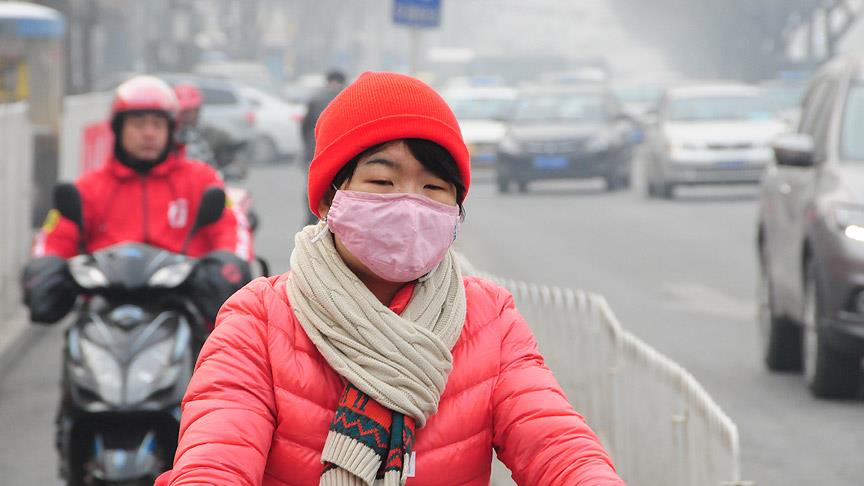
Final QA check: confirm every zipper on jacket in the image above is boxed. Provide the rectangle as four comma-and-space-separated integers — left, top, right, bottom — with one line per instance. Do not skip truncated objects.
141, 176, 150, 244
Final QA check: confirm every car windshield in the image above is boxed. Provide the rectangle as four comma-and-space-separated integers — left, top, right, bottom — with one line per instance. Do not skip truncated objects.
667, 95, 775, 122
512, 93, 611, 122
614, 86, 663, 105
761, 85, 806, 111
448, 97, 514, 121
841, 84, 864, 161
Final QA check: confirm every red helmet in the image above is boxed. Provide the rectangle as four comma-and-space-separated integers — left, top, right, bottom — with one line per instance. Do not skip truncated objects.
174, 82, 203, 111
110, 75, 179, 121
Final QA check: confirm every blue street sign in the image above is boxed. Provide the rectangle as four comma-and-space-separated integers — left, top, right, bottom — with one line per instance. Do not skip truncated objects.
393, 0, 441, 28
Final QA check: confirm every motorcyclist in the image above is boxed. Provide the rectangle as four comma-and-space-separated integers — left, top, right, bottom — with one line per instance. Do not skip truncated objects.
173, 81, 217, 167
22, 75, 253, 326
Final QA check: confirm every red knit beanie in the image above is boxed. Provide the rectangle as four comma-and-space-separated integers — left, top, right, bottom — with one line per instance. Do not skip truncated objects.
307, 71, 470, 217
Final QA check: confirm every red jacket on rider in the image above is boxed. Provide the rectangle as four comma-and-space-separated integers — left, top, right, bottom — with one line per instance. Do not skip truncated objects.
32, 151, 253, 261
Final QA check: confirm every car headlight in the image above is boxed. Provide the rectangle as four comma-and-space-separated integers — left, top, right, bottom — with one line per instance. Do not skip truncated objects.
148, 261, 195, 288
80, 339, 123, 405
498, 136, 522, 154
69, 256, 109, 289
127, 339, 176, 404
831, 204, 864, 242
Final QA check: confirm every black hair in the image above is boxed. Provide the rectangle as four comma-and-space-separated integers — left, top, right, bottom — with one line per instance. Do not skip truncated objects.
329, 139, 466, 218
326, 70, 347, 84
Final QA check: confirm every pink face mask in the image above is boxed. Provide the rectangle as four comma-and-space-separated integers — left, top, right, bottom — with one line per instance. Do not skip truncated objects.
325, 190, 461, 283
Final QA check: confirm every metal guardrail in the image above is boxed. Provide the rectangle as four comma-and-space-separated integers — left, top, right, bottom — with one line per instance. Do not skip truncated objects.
459, 256, 746, 486
0, 103, 33, 319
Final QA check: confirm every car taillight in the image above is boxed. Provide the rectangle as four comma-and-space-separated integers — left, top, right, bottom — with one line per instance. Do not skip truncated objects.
289, 112, 303, 122
245, 111, 256, 127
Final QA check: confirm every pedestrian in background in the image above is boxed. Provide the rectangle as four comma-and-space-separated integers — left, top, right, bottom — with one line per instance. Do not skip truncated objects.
301, 69, 347, 226
156, 72, 625, 486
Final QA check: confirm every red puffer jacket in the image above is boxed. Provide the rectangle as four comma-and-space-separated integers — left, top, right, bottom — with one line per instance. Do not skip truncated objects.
157, 273, 625, 486
33, 152, 252, 261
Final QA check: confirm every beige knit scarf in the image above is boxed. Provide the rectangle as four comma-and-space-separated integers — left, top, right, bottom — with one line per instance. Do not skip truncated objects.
286, 222, 466, 485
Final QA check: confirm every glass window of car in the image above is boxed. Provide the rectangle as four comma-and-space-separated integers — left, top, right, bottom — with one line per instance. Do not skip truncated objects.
512, 93, 612, 122
841, 83, 864, 161
761, 85, 807, 112
613, 86, 663, 106
448, 97, 514, 121
666, 95, 774, 122
200, 87, 238, 106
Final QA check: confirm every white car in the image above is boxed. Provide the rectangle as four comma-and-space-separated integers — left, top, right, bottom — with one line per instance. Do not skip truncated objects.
644, 83, 787, 198
240, 86, 306, 163
443, 87, 517, 167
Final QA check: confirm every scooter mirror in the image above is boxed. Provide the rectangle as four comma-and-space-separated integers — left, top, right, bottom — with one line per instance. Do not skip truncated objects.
192, 186, 226, 234
182, 187, 226, 254
53, 183, 84, 233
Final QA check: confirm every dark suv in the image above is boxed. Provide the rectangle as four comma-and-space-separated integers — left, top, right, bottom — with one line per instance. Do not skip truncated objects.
757, 55, 864, 398
495, 85, 636, 193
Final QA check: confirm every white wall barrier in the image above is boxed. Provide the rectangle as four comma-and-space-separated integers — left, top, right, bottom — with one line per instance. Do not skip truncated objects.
0, 103, 33, 318
59, 91, 113, 182
461, 259, 747, 486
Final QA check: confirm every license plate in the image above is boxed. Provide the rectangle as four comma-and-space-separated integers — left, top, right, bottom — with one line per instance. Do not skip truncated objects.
533, 155, 569, 170
714, 160, 747, 169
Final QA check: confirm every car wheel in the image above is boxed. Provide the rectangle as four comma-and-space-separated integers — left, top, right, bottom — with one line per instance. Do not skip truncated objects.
658, 180, 674, 199
517, 180, 529, 193
496, 173, 510, 194
802, 259, 861, 398
645, 179, 657, 198
759, 249, 802, 371
620, 174, 632, 190
604, 176, 619, 192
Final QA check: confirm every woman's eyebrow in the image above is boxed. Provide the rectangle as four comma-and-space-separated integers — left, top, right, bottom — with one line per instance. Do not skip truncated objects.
360, 157, 397, 169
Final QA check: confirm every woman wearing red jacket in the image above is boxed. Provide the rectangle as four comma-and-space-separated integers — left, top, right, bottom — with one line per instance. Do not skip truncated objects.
158, 72, 625, 486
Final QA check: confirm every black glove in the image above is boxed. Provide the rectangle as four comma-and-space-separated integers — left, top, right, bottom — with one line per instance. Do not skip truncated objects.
188, 251, 252, 322
20, 256, 78, 324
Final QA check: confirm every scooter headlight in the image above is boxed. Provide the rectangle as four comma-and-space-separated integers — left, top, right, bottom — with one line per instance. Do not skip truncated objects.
80, 340, 123, 406
126, 339, 176, 404
148, 261, 195, 288
69, 256, 109, 289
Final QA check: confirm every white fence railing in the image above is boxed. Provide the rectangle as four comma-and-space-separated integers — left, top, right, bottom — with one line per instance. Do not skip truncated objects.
0, 103, 33, 319
465, 264, 745, 486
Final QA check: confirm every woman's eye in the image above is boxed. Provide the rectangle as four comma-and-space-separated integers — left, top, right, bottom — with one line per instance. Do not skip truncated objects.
369, 180, 393, 186
425, 184, 444, 191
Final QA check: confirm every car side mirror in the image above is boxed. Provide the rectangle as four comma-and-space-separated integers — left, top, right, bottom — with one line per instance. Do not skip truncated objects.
773, 133, 815, 167
182, 187, 225, 254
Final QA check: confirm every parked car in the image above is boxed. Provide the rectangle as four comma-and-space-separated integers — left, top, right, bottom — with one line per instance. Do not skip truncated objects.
443, 86, 517, 168
240, 85, 305, 164
643, 83, 786, 198
757, 55, 864, 398
194, 60, 283, 98
495, 85, 636, 193
158, 74, 256, 179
